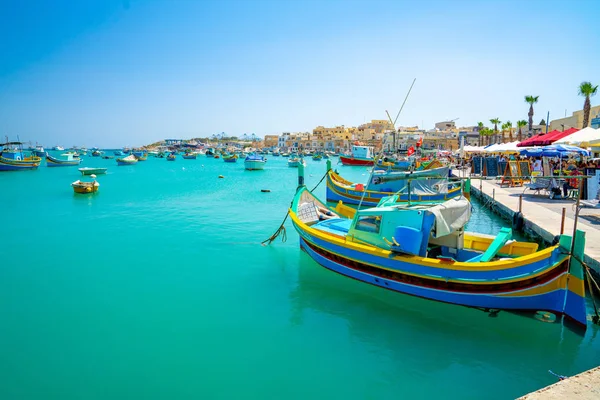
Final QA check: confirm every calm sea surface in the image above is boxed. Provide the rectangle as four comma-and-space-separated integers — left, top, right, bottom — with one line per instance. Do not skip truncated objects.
1, 154, 598, 399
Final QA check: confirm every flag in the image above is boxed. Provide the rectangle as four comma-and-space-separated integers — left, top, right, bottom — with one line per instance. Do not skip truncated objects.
407, 146, 415, 156
416, 137, 423, 147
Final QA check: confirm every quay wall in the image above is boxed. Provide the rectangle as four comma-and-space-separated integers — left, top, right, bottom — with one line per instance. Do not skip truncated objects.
469, 183, 600, 278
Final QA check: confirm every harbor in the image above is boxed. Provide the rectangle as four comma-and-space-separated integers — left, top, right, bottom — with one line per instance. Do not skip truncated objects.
2, 1, 600, 398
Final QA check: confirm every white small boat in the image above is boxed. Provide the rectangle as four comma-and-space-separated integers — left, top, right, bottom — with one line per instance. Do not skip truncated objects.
244, 153, 267, 170
79, 167, 108, 176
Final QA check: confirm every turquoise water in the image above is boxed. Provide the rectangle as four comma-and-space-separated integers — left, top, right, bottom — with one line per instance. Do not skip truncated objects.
1, 154, 598, 399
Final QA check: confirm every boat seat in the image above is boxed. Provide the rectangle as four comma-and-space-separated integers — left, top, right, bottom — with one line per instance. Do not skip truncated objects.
467, 227, 513, 262
390, 212, 435, 257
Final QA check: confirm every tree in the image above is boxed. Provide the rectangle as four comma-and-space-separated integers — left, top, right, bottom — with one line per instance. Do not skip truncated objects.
505, 120, 513, 142
477, 122, 484, 146
525, 95, 539, 137
517, 120, 527, 142
579, 81, 598, 128
490, 118, 501, 143
539, 119, 546, 126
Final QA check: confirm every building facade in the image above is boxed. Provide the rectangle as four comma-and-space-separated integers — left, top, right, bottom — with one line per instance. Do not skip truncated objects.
550, 105, 600, 131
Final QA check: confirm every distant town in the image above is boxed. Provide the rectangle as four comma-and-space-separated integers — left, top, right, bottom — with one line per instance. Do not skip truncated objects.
152, 103, 600, 153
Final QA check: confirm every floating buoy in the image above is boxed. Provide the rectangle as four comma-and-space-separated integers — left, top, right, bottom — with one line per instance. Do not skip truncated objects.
261, 189, 271, 193
218, 175, 224, 179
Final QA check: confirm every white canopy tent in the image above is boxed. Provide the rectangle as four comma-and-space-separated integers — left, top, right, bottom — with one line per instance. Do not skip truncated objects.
463, 145, 485, 153
554, 127, 600, 147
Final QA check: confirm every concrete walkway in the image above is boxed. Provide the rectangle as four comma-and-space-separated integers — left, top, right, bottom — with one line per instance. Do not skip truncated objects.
473, 178, 600, 274
518, 366, 600, 399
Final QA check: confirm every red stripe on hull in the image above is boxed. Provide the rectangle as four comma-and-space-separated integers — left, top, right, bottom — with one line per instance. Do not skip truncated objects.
339, 156, 374, 166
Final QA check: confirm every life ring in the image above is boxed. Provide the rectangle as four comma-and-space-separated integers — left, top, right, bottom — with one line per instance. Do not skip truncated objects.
16, 155, 21, 161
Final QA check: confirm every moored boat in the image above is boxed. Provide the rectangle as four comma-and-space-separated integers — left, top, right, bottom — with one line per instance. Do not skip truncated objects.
287, 156, 304, 167
46, 152, 82, 167
326, 165, 463, 207
182, 153, 197, 160
72, 174, 99, 194
167, 153, 176, 161
287, 169, 588, 329
116, 154, 138, 165
340, 145, 375, 166
0, 142, 42, 171
222, 153, 238, 163
114, 150, 124, 156
79, 167, 107, 175
244, 153, 267, 170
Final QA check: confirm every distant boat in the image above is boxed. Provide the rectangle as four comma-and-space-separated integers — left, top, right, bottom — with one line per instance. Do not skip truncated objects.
33, 145, 45, 157
79, 167, 107, 176
52, 146, 64, 151
288, 157, 304, 167
205, 149, 215, 157
46, 152, 82, 167
182, 153, 197, 160
91, 150, 102, 157
167, 153, 176, 161
244, 153, 267, 170
340, 145, 375, 166
114, 151, 124, 156
116, 154, 138, 165
72, 175, 99, 194
0, 142, 41, 171
222, 153, 238, 163
102, 155, 114, 159
312, 153, 323, 161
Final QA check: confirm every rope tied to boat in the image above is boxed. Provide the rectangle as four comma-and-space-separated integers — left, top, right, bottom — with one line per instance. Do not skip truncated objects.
262, 170, 329, 246
548, 370, 568, 381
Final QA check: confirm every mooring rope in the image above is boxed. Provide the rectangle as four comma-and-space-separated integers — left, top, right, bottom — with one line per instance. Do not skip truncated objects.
262, 170, 329, 246
548, 370, 568, 380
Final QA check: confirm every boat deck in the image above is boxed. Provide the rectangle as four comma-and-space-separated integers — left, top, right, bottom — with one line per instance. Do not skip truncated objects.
312, 218, 352, 235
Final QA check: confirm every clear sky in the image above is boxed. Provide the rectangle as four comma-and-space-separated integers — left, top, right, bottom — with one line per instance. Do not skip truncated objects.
1, 0, 598, 148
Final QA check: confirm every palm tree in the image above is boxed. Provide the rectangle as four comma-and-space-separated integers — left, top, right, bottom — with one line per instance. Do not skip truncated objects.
579, 81, 598, 128
500, 123, 507, 143
490, 118, 501, 143
477, 122, 484, 146
525, 95, 539, 137
505, 120, 513, 142
516, 120, 527, 142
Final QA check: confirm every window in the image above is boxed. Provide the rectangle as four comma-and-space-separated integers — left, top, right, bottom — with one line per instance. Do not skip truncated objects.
355, 215, 382, 233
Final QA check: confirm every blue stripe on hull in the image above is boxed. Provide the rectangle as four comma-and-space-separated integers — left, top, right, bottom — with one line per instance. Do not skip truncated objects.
300, 237, 567, 314
301, 228, 558, 281
326, 181, 459, 206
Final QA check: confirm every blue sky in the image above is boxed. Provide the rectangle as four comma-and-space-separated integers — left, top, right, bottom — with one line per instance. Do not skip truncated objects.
1, 0, 598, 148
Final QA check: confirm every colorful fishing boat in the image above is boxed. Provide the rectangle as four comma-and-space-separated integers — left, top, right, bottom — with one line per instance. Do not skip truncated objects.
72, 174, 99, 194
116, 154, 138, 165
326, 165, 462, 207
0, 142, 42, 171
167, 153, 176, 161
114, 150, 124, 156
32, 145, 45, 157
46, 152, 82, 167
91, 150, 102, 157
244, 153, 267, 170
287, 169, 588, 329
339, 145, 375, 166
52, 146, 64, 151
79, 167, 107, 175
222, 153, 238, 163
205, 148, 215, 157
312, 153, 323, 161
182, 153, 197, 160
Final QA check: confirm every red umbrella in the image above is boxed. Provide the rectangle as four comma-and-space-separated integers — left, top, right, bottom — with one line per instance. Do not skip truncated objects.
529, 130, 561, 146
517, 132, 546, 147
536, 128, 580, 146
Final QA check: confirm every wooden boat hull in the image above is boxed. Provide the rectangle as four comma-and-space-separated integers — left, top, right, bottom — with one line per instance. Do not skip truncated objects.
223, 156, 237, 163
340, 155, 374, 166
46, 153, 82, 167
72, 180, 99, 194
182, 155, 197, 159
0, 156, 41, 170
79, 168, 107, 175
289, 187, 587, 328
326, 170, 463, 207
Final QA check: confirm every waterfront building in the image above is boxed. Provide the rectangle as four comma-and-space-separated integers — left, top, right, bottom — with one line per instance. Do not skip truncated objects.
550, 105, 600, 130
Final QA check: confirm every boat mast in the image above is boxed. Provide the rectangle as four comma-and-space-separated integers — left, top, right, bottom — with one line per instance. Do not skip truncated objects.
385, 78, 416, 153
